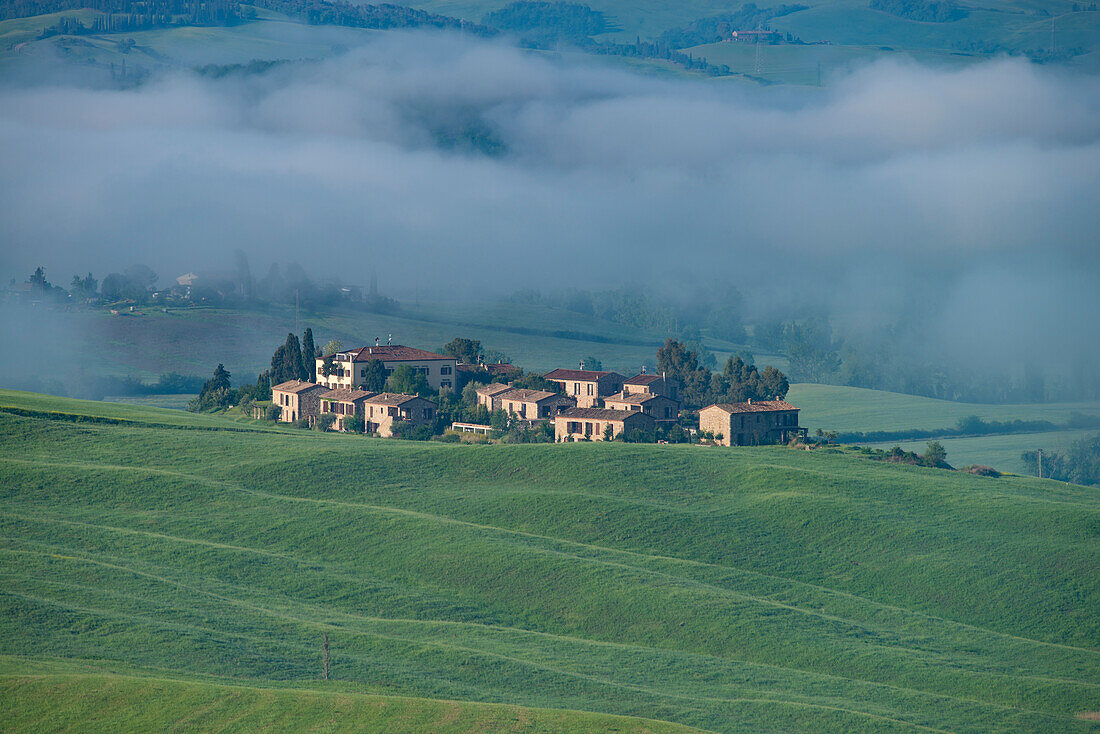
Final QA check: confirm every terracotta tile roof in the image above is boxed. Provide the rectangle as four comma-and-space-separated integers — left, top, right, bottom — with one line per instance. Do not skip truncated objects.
475, 383, 513, 396
272, 380, 323, 394
459, 363, 516, 374
364, 392, 434, 407
498, 388, 562, 403
703, 400, 798, 414
544, 369, 622, 382
345, 345, 452, 362
604, 391, 661, 405
624, 374, 662, 385
320, 388, 375, 402
557, 407, 649, 421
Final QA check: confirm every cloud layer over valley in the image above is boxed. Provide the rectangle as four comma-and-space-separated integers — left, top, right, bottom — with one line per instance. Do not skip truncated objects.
1, 33, 1098, 370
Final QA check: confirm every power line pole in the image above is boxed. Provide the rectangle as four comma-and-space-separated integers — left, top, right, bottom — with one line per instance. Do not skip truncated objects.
322, 632, 330, 680
1037, 448, 1043, 479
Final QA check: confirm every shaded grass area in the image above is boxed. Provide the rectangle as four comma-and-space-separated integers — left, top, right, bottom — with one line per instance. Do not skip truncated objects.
0, 390, 1097, 732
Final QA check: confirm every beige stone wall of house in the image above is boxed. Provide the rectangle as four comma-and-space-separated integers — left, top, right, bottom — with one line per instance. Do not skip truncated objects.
364, 397, 436, 438
554, 410, 654, 442
273, 386, 323, 424
698, 407, 732, 446
318, 357, 457, 392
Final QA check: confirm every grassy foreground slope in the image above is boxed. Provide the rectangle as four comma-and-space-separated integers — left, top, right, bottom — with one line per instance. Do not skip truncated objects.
0, 663, 701, 734
1, 389, 1098, 732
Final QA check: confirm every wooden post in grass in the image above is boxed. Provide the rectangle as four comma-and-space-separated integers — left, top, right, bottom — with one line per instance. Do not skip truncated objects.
322, 632, 330, 681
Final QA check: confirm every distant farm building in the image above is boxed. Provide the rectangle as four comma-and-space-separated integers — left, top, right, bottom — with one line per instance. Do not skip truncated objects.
730, 29, 778, 41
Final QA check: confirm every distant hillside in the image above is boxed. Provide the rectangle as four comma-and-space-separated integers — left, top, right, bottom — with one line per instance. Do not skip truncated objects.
1, 388, 1097, 732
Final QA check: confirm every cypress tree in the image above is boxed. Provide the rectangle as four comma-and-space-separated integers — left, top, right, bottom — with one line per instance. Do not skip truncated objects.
301, 328, 316, 382
284, 333, 306, 381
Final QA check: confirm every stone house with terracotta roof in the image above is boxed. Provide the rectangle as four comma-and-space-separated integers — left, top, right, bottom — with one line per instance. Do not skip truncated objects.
603, 391, 680, 422
363, 393, 437, 438
622, 373, 678, 401
319, 388, 376, 431
698, 400, 803, 446
543, 369, 625, 409
554, 407, 655, 442
317, 344, 458, 392
498, 388, 576, 422
474, 382, 513, 412
271, 380, 326, 424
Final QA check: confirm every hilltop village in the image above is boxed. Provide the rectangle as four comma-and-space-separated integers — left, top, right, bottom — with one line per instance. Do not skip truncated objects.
271, 340, 805, 445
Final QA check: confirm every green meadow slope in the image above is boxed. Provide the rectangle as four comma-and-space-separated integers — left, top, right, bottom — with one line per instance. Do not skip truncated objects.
0, 662, 701, 734
1, 389, 1098, 732
789, 383, 1100, 434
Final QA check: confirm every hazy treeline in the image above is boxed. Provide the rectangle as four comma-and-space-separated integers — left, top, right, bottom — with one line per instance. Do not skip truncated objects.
658, 4, 809, 48
838, 413, 1100, 444
1022, 434, 1100, 486
483, 1, 612, 45
868, 0, 967, 22
3, 0, 494, 35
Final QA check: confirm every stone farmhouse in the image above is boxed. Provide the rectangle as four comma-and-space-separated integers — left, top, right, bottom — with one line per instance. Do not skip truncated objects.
317, 387, 437, 437
544, 369, 625, 408
554, 407, 656, 442
698, 400, 803, 446
272, 380, 327, 423
317, 344, 458, 392
621, 372, 678, 401
474, 382, 513, 411
498, 388, 576, 421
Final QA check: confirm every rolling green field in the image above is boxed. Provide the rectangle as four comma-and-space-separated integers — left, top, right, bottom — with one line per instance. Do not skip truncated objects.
1, 388, 1098, 732
789, 383, 1100, 434
0, 659, 701, 734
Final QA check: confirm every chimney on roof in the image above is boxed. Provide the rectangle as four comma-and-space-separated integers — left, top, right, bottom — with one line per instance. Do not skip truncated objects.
375, 336, 380, 346
388, 334, 392, 345
641, 365, 647, 374
579, 360, 584, 370
748, 398, 752, 404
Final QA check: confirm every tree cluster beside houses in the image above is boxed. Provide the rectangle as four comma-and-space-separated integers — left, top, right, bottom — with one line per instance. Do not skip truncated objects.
266, 334, 805, 446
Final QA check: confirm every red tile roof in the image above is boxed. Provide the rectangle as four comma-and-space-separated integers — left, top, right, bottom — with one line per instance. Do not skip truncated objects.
475, 383, 513, 396
364, 392, 434, 407
544, 369, 622, 382
498, 388, 565, 403
604, 392, 662, 405
703, 400, 798, 414
272, 380, 323, 394
557, 407, 650, 421
346, 345, 451, 362
624, 374, 662, 385
320, 388, 375, 402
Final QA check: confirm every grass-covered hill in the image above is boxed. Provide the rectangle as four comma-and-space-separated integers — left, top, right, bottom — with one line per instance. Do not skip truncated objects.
1, 388, 1098, 732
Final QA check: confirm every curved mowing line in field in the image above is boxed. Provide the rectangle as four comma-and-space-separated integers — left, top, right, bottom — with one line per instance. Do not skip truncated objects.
3, 455, 1096, 659
0, 587, 978, 734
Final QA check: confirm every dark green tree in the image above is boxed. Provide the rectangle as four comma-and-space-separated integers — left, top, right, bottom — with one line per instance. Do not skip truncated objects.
386, 365, 431, 396
361, 359, 388, 392
443, 337, 482, 364
301, 328, 317, 382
